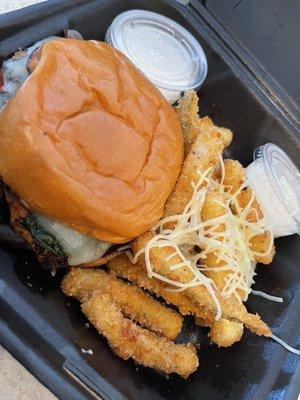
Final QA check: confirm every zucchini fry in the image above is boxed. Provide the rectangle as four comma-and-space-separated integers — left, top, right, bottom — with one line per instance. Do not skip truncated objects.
163, 130, 225, 225
236, 188, 275, 264
200, 190, 245, 346
82, 292, 199, 378
176, 91, 233, 156
164, 93, 232, 227
223, 159, 246, 194
108, 253, 214, 325
133, 233, 271, 337
201, 190, 246, 301
108, 254, 243, 346
209, 318, 244, 348
62, 268, 183, 340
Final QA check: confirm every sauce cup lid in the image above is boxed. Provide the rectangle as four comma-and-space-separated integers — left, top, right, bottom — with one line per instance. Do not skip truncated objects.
105, 9, 208, 92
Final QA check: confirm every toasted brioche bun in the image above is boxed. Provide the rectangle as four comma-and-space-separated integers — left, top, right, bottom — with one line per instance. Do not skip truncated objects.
0, 39, 183, 243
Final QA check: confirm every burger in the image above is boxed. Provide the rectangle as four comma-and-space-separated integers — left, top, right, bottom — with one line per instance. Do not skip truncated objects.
0, 37, 183, 269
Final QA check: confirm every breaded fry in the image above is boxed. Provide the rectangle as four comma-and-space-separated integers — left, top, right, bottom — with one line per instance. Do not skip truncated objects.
163, 130, 225, 224
108, 254, 244, 347
201, 190, 227, 222
221, 159, 275, 265
201, 191, 229, 291
62, 268, 182, 340
201, 190, 245, 300
176, 91, 201, 153
213, 126, 233, 148
236, 188, 264, 222
223, 159, 246, 194
201, 191, 245, 345
82, 292, 199, 378
236, 188, 275, 264
209, 318, 244, 347
176, 91, 233, 155
249, 231, 275, 264
108, 255, 244, 346
133, 233, 271, 337
165, 90, 233, 225
108, 254, 215, 325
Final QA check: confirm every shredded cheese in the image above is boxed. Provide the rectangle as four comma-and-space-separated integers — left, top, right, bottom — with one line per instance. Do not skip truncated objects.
135, 156, 274, 320
270, 334, 300, 355
252, 290, 283, 303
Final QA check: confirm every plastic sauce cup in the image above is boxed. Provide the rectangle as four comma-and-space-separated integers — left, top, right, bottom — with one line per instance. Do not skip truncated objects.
105, 10, 208, 104
246, 143, 300, 237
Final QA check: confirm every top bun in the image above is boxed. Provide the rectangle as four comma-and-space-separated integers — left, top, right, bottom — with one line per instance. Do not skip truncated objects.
0, 39, 183, 243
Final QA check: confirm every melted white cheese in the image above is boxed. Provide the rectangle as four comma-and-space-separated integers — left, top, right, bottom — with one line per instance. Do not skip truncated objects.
0, 37, 56, 108
34, 214, 111, 265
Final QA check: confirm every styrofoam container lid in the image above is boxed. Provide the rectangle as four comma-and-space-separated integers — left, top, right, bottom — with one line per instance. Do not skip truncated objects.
105, 10, 207, 94
246, 143, 300, 237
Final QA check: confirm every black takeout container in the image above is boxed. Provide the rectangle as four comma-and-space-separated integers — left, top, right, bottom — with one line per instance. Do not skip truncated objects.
0, 1, 299, 399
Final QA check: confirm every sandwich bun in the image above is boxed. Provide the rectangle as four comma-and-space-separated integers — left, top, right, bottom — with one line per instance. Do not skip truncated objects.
0, 39, 183, 243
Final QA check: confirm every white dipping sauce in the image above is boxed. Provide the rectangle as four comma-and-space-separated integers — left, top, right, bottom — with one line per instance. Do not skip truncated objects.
246, 143, 300, 237
106, 10, 207, 103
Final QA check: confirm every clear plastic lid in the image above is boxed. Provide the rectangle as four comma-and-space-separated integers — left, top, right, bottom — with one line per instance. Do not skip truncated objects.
105, 10, 207, 94
246, 143, 300, 237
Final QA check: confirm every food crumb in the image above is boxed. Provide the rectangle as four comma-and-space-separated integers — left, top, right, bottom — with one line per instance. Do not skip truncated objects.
81, 348, 93, 355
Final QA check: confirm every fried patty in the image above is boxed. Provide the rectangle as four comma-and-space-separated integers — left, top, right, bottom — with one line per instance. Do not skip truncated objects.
5, 190, 68, 270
